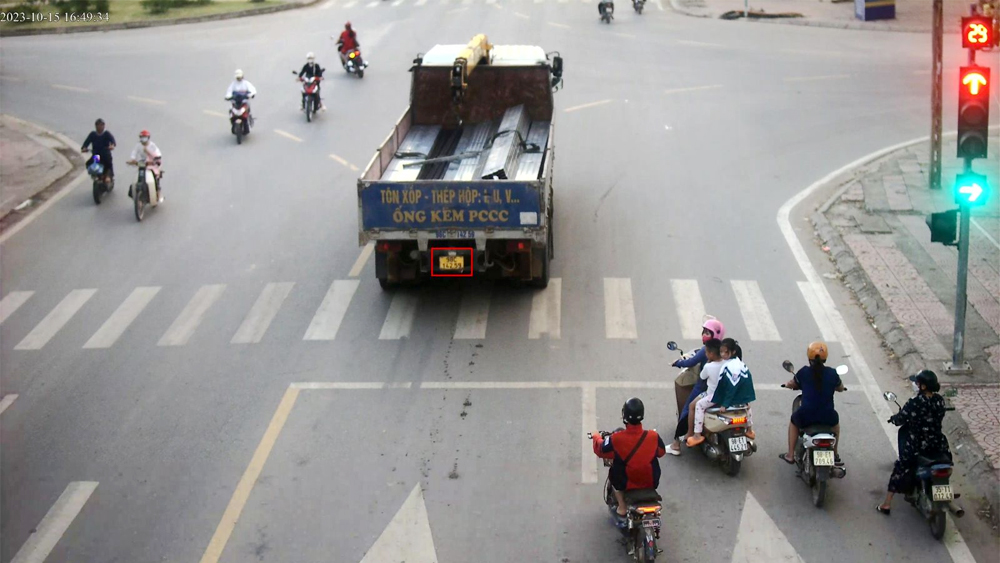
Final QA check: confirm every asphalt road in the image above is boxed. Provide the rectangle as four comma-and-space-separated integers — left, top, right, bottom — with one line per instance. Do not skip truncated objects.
2, 2, 999, 562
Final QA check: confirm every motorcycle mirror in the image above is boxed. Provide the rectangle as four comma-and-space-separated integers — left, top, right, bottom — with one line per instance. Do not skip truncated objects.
883, 391, 896, 402
666, 341, 678, 351
782, 360, 794, 373
836, 365, 849, 376
551, 55, 563, 79
291, 70, 297, 74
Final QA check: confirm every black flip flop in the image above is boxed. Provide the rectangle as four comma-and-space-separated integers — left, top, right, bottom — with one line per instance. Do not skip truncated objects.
778, 453, 795, 465
875, 504, 891, 516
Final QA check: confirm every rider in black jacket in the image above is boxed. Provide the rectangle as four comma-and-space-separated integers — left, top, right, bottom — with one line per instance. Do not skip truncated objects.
298, 52, 325, 111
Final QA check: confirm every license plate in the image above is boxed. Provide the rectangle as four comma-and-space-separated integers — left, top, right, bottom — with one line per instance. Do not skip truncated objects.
813, 450, 835, 467
438, 256, 464, 271
932, 485, 954, 501
642, 518, 660, 529
435, 230, 475, 238
728, 437, 748, 452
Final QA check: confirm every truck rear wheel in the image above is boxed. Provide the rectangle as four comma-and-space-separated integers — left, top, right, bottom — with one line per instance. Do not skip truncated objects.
531, 244, 550, 289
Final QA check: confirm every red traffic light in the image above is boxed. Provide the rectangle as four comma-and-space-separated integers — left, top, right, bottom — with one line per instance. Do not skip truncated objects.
962, 69, 988, 96
958, 65, 991, 159
962, 16, 993, 50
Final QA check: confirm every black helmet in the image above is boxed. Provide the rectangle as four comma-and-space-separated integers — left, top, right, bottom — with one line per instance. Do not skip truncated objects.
910, 370, 941, 393
622, 397, 644, 425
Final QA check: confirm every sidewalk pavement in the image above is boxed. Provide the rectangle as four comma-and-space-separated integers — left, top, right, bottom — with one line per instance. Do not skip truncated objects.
813, 132, 1000, 523
670, 0, 977, 32
0, 115, 80, 231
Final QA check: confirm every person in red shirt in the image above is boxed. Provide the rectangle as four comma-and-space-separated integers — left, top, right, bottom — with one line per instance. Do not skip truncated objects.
335, 22, 359, 65
592, 398, 667, 524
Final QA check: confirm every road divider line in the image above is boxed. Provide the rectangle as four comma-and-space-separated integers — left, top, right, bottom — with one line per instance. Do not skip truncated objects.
796, 282, 838, 342
329, 153, 359, 171
454, 284, 492, 339
304, 280, 359, 340
198, 387, 299, 563
127, 95, 166, 105
83, 287, 160, 349
604, 278, 639, 339
0, 75, 25, 81
783, 74, 851, 82
51, 84, 89, 93
379, 292, 420, 340
14, 289, 96, 350
231, 282, 295, 344
515, 11, 530, 18
677, 39, 727, 48
0, 290, 34, 325
349, 242, 375, 277
0, 394, 18, 415
663, 84, 722, 95
564, 99, 612, 113
529, 278, 561, 339
547, 22, 571, 29
274, 129, 303, 143
203, 110, 226, 118
670, 279, 706, 341
731, 280, 781, 341
157, 284, 226, 347
11, 481, 98, 563
581, 383, 598, 483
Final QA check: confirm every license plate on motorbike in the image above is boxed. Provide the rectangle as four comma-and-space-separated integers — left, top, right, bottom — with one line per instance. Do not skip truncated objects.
813, 450, 835, 467
932, 485, 954, 501
642, 518, 660, 529
439, 256, 464, 271
728, 437, 748, 452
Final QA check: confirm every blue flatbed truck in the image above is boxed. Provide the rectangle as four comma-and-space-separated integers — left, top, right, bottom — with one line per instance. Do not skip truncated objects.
357, 35, 563, 289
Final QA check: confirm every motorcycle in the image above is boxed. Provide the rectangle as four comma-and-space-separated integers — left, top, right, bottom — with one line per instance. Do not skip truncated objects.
292, 69, 324, 122
780, 360, 848, 508
883, 391, 965, 539
83, 150, 113, 205
341, 48, 368, 79
599, 0, 615, 23
667, 341, 756, 476
127, 158, 161, 222
633, 0, 644, 13
588, 430, 663, 562
227, 92, 254, 144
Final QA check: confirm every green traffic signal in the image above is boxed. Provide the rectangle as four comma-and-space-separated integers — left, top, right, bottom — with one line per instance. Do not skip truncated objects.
954, 171, 989, 206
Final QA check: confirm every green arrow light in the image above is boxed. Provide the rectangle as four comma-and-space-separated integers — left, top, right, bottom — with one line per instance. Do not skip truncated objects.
959, 183, 983, 202
955, 172, 989, 207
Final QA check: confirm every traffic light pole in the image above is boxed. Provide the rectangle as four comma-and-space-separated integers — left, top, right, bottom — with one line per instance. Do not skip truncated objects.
931, 0, 943, 190
949, 198, 973, 374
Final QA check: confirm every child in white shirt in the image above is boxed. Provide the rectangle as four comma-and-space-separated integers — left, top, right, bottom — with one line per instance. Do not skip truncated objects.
685, 339, 724, 447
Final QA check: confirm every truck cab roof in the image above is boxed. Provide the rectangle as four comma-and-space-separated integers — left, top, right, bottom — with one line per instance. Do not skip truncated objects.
419, 45, 548, 67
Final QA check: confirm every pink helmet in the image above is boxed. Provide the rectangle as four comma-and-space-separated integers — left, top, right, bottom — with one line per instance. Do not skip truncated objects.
702, 318, 725, 342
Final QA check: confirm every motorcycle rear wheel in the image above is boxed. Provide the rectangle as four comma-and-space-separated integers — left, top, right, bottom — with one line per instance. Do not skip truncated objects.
811, 479, 827, 508
929, 510, 946, 540
358, 69, 364, 79
724, 454, 742, 477
634, 531, 655, 562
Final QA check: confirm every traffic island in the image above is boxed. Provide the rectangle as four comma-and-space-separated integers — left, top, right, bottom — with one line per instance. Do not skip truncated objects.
811, 133, 1000, 525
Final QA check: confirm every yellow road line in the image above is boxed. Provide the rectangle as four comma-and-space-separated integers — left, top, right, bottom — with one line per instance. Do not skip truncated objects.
51, 84, 90, 92
199, 386, 300, 563
127, 95, 166, 105
274, 129, 303, 143
564, 99, 613, 113
329, 153, 359, 171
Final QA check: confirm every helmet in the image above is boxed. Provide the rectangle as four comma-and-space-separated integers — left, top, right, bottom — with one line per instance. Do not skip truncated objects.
807, 341, 828, 362
622, 397, 644, 425
910, 370, 941, 393
234, 69, 244, 79
306, 52, 315, 61
702, 318, 725, 343
139, 130, 150, 143
345, 21, 352, 30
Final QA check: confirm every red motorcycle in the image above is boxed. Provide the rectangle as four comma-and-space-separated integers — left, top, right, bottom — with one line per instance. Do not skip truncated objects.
227, 92, 254, 145
341, 48, 368, 79
293, 69, 324, 122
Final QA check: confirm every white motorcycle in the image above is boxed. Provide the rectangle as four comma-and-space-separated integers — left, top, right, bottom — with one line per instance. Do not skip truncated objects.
127, 158, 161, 222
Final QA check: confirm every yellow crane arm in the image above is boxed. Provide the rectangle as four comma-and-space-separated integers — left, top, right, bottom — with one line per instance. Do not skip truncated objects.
451, 33, 492, 102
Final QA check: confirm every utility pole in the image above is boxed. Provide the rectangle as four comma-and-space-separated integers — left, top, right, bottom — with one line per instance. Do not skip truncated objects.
931, 0, 943, 190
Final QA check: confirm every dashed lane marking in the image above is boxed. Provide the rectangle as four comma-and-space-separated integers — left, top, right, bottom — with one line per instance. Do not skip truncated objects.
348, 243, 375, 278
564, 99, 612, 113
677, 39, 727, 48
664, 84, 722, 95
329, 153, 359, 171
547, 22, 571, 29
51, 84, 89, 93
0, 394, 18, 415
274, 129, 303, 143
127, 95, 166, 105
203, 110, 227, 118
515, 11, 530, 18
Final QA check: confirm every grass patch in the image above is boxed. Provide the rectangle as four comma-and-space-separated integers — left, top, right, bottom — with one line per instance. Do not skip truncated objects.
0, 0, 286, 32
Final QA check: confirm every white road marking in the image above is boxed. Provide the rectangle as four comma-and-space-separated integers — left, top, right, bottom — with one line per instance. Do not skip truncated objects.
379, 292, 420, 340
293, 381, 415, 389
663, 84, 722, 95
604, 278, 638, 339
0, 394, 18, 415
581, 383, 598, 484
14, 289, 96, 350
454, 284, 492, 339
613, 32, 636, 39
202, 109, 227, 118
670, 279, 705, 341
731, 492, 804, 563
778, 135, 978, 563
677, 39, 727, 48
796, 281, 838, 342
515, 11, 530, 18
304, 280, 359, 340
83, 287, 160, 349
349, 242, 375, 277
730, 280, 781, 341
157, 285, 226, 346
360, 485, 439, 563
10, 481, 98, 563
654, 0, 664, 9
971, 218, 1000, 250
0, 75, 25, 81
564, 99, 612, 113
416, 0, 427, 5
231, 283, 294, 344
783, 74, 851, 82
343, 0, 357, 6
329, 153, 359, 171
51, 84, 89, 92
274, 129, 303, 142
0, 171, 88, 246
319, 0, 336, 8
548, 22, 571, 29
366, 0, 379, 7
528, 277, 561, 339
392, 0, 404, 5
127, 95, 166, 105
0, 291, 34, 325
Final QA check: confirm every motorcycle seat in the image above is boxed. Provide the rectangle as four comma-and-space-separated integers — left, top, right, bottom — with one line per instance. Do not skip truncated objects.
801, 425, 834, 436
706, 405, 748, 414
623, 489, 661, 505
917, 453, 951, 467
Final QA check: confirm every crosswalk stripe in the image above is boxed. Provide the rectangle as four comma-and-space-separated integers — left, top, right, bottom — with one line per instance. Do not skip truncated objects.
670, 279, 705, 341
158, 285, 226, 347
83, 287, 160, 349
731, 280, 781, 341
10, 481, 98, 563
454, 284, 492, 339
349, 242, 375, 278
14, 289, 96, 350
604, 278, 638, 339
379, 292, 419, 340
232, 283, 295, 344
796, 281, 839, 342
0, 290, 34, 325
528, 278, 561, 339
304, 280, 359, 340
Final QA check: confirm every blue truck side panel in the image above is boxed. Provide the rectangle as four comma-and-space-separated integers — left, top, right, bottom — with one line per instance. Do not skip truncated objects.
360, 181, 543, 231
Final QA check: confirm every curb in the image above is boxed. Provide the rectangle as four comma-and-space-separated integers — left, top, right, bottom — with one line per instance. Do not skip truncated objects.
0, 0, 320, 38
808, 133, 1000, 528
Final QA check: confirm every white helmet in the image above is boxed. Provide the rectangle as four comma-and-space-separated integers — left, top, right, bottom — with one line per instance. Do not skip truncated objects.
234, 69, 244, 79
306, 52, 315, 62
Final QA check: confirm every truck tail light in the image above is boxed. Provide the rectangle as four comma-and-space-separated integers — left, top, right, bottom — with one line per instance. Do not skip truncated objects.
506, 240, 529, 253
377, 242, 402, 252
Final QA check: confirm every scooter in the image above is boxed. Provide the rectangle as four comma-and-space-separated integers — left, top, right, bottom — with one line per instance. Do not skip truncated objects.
667, 341, 756, 476
632, 0, 645, 13
341, 48, 368, 79
589, 430, 663, 562
127, 158, 161, 222
780, 360, 848, 508
599, 0, 615, 23
83, 151, 113, 204
227, 92, 254, 144
883, 391, 965, 539
293, 69, 324, 122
